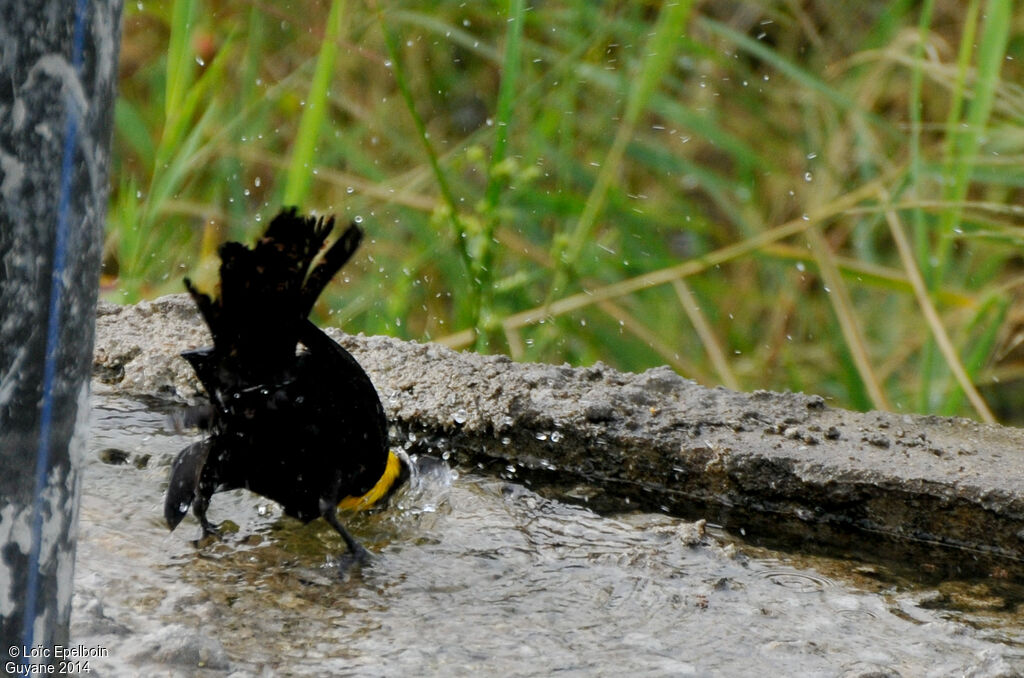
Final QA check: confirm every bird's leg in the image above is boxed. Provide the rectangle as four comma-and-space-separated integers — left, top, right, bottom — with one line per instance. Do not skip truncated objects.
193, 493, 221, 542
320, 499, 371, 572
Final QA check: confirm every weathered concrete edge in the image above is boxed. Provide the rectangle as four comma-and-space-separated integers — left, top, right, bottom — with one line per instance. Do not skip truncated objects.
93, 295, 1024, 563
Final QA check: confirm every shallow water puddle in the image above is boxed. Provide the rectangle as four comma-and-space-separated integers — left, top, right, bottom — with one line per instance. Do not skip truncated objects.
73, 394, 1024, 676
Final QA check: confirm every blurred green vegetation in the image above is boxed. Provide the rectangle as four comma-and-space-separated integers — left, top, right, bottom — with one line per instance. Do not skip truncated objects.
106, 0, 1024, 422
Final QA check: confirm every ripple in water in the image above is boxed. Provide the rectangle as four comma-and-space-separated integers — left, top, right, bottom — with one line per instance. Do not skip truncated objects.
758, 569, 834, 593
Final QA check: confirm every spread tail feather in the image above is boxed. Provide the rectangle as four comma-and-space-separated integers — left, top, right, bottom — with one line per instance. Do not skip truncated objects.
184, 207, 362, 377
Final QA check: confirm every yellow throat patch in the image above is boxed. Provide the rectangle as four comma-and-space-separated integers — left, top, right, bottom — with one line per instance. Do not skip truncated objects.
337, 450, 403, 511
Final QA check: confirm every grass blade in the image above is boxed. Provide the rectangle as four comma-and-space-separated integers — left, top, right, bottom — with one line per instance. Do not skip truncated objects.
882, 189, 995, 422
549, 0, 696, 301
165, 0, 198, 121
805, 226, 890, 410
283, 0, 346, 207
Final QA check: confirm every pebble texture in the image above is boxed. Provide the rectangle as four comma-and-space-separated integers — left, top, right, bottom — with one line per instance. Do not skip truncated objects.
94, 294, 1024, 565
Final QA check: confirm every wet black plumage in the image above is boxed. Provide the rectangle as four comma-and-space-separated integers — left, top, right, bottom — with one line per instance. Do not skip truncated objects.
165, 208, 405, 561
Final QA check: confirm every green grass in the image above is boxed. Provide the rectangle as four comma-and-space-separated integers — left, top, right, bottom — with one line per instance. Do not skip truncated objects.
106, 1, 1024, 422
282, 0, 347, 207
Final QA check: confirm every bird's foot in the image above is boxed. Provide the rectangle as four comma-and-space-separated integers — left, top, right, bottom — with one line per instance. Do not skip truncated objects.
191, 519, 223, 547
335, 542, 372, 578
321, 500, 374, 577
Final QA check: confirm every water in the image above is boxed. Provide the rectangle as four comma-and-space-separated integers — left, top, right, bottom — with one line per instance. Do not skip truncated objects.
73, 394, 1024, 676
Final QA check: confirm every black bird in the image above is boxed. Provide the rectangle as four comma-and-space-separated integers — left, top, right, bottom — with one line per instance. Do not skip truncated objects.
165, 208, 407, 564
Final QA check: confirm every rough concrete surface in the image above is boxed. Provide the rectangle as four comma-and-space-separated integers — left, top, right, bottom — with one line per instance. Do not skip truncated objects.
93, 294, 1024, 568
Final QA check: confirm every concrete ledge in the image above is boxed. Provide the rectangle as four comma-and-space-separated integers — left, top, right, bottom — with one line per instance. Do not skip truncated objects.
93, 295, 1024, 565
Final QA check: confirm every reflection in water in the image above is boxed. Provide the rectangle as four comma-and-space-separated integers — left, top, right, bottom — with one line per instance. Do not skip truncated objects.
74, 394, 1024, 676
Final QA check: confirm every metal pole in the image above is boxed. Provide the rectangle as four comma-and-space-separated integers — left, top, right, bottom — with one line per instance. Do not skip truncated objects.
0, 0, 122, 671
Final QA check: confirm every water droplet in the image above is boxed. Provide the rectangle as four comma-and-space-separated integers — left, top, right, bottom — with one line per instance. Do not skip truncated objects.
550, 431, 563, 443
453, 408, 468, 424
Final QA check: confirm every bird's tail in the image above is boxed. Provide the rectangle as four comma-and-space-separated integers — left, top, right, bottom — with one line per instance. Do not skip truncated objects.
184, 207, 362, 378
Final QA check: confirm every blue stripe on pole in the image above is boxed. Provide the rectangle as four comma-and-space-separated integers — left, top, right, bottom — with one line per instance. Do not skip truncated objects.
23, 0, 91, 658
